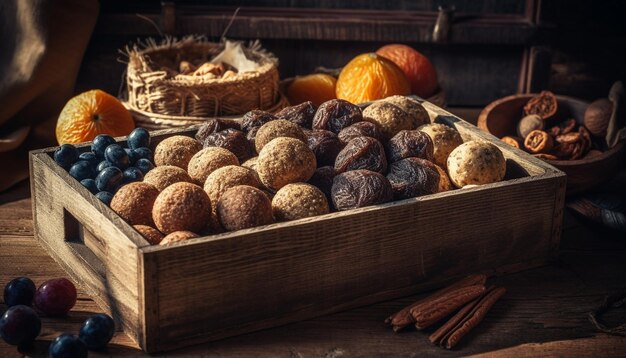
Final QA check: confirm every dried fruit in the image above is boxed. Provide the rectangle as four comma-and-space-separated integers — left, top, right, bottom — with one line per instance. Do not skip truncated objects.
187, 147, 239, 185
307, 166, 336, 202
313, 99, 363, 133
386, 157, 440, 199
195, 118, 241, 142
200, 128, 255, 163
217, 185, 274, 231
286, 74, 337, 107
553, 126, 592, 160
500, 136, 522, 149
336, 53, 410, 104
517, 114, 544, 138
331, 169, 393, 211
257, 137, 317, 191
363, 101, 414, 139
584, 98, 613, 138
523, 90, 558, 120
154, 135, 202, 169
241, 110, 277, 132
110, 182, 159, 226
338, 121, 385, 144
152, 182, 211, 234
275, 101, 317, 128
272, 183, 329, 221
386, 130, 434, 163
417, 123, 463, 169
306, 129, 344, 167
334, 136, 387, 174
255, 120, 307, 153
447, 141, 506, 188
524, 130, 554, 154
376, 44, 438, 98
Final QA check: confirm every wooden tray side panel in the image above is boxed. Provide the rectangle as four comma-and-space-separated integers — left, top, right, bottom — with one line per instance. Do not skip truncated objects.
144, 174, 561, 351
30, 153, 143, 344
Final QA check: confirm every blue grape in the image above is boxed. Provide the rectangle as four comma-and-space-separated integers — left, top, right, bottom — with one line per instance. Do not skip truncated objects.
53, 144, 79, 170
123, 167, 143, 183
96, 160, 114, 172
104, 144, 130, 169
91, 135, 115, 158
127, 127, 150, 149
135, 158, 154, 174
79, 313, 115, 350
132, 147, 153, 162
48, 333, 87, 358
3, 277, 35, 307
69, 161, 96, 181
0, 305, 41, 346
78, 151, 98, 166
95, 167, 123, 193
95, 191, 114, 205
80, 179, 98, 194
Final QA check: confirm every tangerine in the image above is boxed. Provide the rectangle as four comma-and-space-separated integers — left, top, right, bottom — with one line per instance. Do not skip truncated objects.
286, 73, 337, 107
376, 44, 438, 98
56, 90, 135, 145
336, 53, 410, 104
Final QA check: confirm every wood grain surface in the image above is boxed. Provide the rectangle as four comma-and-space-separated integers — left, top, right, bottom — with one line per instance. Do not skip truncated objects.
1, 180, 626, 357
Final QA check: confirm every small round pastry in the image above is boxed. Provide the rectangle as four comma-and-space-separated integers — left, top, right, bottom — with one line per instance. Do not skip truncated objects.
447, 140, 506, 188
143, 165, 193, 191
187, 147, 239, 185
417, 123, 463, 169
153, 135, 202, 169
256, 137, 317, 191
433, 164, 453, 192
203, 165, 260, 207
254, 119, 307, 153
382, 95, 429, 128
272, 183, 329, 221
152, 182, 211, 234
217, 185, 274, 231
133, 224, 163, 245
159, 231, 199, 245
110, 182, 159, 226
362, 101, 413, 139
241, 156, 258, 171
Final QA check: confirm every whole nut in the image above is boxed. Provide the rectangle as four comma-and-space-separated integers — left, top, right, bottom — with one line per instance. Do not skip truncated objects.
584, 98, 612, 138
517, 114, 544, 138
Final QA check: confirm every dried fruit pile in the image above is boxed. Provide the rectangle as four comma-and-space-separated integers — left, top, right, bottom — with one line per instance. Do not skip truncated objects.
501, 91, 611, 160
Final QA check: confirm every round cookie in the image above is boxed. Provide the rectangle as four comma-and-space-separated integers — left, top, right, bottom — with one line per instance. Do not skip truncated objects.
256, 137, 317, 191
187, 147, 239, 185
143, 165, 193, 191
110, 182, 159, 226
241, 156, 258, 171
153, 135, 202, 169
433, 164, 453, 192
159, 231, 199, 246
133, 224, 163, 245
418, 123, 463, 169
203, 165, 260, 207
254, 119, 307, 153
362, 101, 413, 139
272, 183, 329, 221
152, 182, 211, 234
447, 141, 506, 188
382, 95, 429, 128
217, 185, 274, 231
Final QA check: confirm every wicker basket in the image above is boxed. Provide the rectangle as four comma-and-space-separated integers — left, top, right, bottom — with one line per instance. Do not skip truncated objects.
125, 38, 282, 123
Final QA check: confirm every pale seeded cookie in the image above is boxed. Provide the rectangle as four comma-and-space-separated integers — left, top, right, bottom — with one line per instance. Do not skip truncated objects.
271, 183, 329, 221
418, 123, 463, 169
446, 141, 506, 188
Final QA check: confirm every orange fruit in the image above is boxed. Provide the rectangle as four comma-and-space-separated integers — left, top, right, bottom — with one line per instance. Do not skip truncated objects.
56, 89, 135, 145
376, 44, 438, 98
286, 73, 337, 107
336, 53, 410, 104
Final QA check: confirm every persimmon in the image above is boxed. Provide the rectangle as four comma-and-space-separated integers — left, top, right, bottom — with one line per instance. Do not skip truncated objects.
376, 44, 438, 98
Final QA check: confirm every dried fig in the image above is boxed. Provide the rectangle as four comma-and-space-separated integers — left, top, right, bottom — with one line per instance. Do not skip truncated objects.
338, 121, 385, 145
313, 99, 363, 133
201, 128, 255, 163
386, 130, 434, 163
276, 101, 316, 128
386, 157, 440, 199
334, 136, 387, 174
305, 129, 344, 167
331, 169, 393, 211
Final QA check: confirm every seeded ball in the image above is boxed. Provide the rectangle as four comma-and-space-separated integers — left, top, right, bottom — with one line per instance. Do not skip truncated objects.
187, 147, 239, 185
217, 185, 274, 231
204, 165, 260, 207
447, 141, 506, 188
154, 135, 202, 169
152, 182, 212, 234
242, 156, 258, 171
143, 165, 192, 191
111, 182, 159, 226
272, 183, 329, 221
383, 95, 429, 128
362, 101, 413, 139
418, 123, 463, 169
159, 231, 199, 245
257, 137, 317, 191
254, 119, 307, 153
133, 224, 164, 245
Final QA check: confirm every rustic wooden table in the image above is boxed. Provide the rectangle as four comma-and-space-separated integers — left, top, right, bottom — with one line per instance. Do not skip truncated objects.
2, 177, 625, 357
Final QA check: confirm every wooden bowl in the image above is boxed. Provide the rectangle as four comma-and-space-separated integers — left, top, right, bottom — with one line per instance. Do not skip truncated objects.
478, 94, 625, 195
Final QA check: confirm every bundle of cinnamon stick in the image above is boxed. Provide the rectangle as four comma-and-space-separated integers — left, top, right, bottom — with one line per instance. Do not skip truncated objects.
384, 274, 505, 349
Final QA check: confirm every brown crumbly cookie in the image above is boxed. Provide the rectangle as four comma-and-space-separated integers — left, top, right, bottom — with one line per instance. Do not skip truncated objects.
152, 182, 211, 234
255, 119, 307, 153
153, 135, 202, 169
447, 141, 506, 188
256, 137, 317, 191
382, 95, 429, 128
272, 183, 329, 221
133, 224, 164, 245
203, 165, 260, 207
217, 185, 274, 231
187, 147, 239, 185
241, 156, 258, 170
433, 164, 453, 192
143, 165, 193, 191
159, 230, 199, 246
418, 123, 463, 169
111, 182, 159, 226
362, 101, 413, 139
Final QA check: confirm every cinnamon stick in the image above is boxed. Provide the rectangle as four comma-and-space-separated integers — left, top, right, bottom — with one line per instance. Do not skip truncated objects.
410, 285, 486, 330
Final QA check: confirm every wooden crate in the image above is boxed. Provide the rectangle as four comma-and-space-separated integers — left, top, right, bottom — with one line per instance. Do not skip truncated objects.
29, 101, 566, 352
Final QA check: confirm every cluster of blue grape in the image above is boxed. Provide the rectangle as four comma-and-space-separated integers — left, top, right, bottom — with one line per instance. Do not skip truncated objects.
0, 277, 114, 357
53, 128, 154, 205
